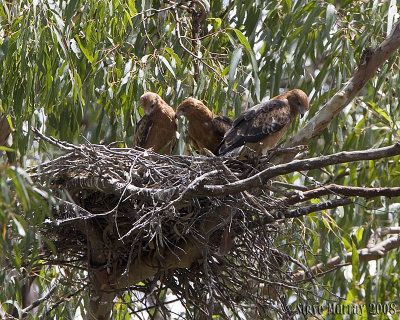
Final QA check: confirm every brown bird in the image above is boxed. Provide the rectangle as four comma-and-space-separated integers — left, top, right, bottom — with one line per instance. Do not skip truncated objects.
215, 89, 309, 156
133, 92, 178, 155
175, 97, 232, 155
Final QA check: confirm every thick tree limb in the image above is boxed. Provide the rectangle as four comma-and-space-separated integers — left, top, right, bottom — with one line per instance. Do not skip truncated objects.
201, 143, 400, 197
293, 235, 400, 282
283, 184, 400, 205
368, 227, 400, 248
372, 227, 400, 237
284, 19, 400, 158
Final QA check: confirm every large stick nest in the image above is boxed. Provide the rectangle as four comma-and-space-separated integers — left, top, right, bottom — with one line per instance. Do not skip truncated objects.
30, 131, 313, 319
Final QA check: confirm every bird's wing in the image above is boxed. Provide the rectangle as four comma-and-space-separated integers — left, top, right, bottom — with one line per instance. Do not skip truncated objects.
215, 100, 291, 155
133, 116, 153, 148
211, 115, 233, 137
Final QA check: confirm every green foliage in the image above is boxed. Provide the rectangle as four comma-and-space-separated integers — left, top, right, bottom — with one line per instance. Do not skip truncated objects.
1, 0, 400, 319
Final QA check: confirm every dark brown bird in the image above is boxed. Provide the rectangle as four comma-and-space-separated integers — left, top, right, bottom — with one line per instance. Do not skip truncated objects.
175, 97, 232, 154
215, 89, 309, 156
133, 92, 177, 155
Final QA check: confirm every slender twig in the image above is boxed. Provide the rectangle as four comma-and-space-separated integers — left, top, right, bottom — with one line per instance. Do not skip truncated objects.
172, 9, 229, 86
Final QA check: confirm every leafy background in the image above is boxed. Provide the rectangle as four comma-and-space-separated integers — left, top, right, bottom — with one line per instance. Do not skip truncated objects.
1, 0, 400, 318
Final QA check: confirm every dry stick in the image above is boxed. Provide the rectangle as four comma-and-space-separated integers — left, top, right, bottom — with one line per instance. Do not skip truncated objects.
172, 9, 228, 86
32, 187, 101, 226
200, 143, 400, 197
64, 176, 180, 203
284, 19, 400, 157
283, 198, 353, 219
293, 235, 400, 283
31, 127, 78, 151
283, 184, 400, 205
243, 198, 353, 230
189, 0, 207, 81
203, 148, 275, 220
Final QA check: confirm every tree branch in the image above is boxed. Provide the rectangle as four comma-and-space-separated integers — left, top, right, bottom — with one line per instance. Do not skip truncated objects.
200, 143, 400, 197
243, 198, 353, 230
284, 19, 400, 159
22, 285, 57, 313
283, 184, 400, 205
284, 198, 353, 219
293, 235, 400, 282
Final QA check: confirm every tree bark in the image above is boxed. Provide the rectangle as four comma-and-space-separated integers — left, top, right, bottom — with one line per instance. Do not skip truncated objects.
293, 235, 400, 282
283, 184, 400, 205
201, 143, 400, 197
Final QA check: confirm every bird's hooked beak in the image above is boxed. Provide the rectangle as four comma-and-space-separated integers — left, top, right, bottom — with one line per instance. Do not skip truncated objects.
175, 109, 183, 119
144, 101, 156, 116
297, 104, 306, 118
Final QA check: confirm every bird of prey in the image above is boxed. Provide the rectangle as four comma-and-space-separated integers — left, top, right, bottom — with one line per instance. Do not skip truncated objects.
215, 89, 309, 156
175, 97, 232, 155
133, 92, 178, 155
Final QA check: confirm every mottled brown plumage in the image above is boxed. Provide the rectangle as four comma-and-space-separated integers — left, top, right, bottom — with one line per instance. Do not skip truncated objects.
133, 92, 177, 155
215, 89, 309, 156
175, 98, 232, 154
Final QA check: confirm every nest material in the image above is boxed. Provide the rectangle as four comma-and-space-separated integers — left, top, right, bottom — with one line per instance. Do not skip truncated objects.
30, 132, 309, 319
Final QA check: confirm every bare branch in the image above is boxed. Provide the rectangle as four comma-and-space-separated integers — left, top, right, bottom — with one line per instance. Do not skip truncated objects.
22, 285, 57, 313
201, 143, 400, 197
172, 8, 228, 86
285, 19, 400, 158
372, 227, 400, 237
66, 176, 180, 203
283, 184, 400, 205
243, 198, 353, 231
284, 198, 353, 219
367, 227, 400, 248
294, 235, 400, 282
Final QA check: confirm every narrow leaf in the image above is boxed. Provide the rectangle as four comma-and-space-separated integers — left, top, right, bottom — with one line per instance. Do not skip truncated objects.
74, 36, 94, 63
231, 28, 253, 53
159, 55, 176, 78
229, 47, 242, 87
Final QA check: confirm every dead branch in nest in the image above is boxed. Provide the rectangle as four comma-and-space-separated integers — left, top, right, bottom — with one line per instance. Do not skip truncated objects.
29, 128, 400, 319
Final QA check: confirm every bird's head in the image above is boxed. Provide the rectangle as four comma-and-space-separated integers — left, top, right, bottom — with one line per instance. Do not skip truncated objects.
286, 89, 309, 118
140, 92, 160, 116
175, 98, 211, 120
